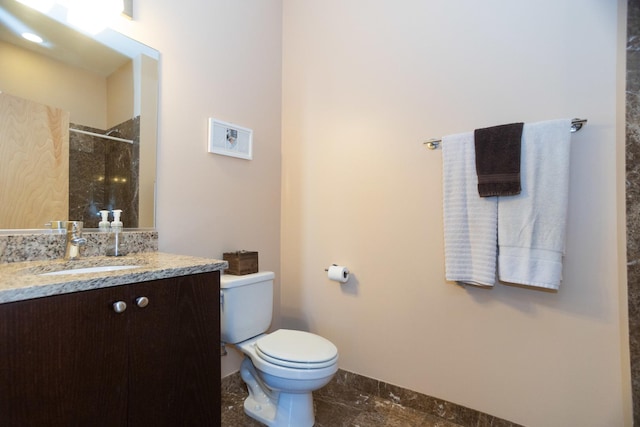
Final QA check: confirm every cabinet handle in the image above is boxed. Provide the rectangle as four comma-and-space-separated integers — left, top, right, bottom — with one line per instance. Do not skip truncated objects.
136, 296, 149, 308
112, 301, 127, 313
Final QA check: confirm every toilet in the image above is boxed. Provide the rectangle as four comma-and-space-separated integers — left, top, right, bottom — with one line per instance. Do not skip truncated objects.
220, 271, 339, 427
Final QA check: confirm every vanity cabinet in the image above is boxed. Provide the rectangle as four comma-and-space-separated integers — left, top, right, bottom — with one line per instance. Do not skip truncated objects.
0, 271, 221, 427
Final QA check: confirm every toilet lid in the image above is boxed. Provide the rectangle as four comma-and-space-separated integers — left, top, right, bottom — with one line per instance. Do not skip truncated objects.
255, 329, 338, 368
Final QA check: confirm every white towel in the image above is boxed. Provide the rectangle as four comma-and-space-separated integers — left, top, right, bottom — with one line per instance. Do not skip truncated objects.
442, 132, 498, 287
497, 119, 571, 290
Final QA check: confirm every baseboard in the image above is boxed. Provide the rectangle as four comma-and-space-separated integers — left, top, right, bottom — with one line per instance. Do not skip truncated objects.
222, 368, 521, 426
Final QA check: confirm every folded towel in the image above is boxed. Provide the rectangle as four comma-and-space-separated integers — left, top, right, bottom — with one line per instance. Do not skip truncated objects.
474, 122, 524, 197
497, 119, 571, 290
442, 131, 498, 287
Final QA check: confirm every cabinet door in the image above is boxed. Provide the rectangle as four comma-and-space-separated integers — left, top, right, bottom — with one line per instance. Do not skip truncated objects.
0, 286, 129, 427
127, 271, 220, 426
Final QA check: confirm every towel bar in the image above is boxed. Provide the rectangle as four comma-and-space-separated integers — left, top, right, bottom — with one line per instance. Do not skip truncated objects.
423, 118, 587, 150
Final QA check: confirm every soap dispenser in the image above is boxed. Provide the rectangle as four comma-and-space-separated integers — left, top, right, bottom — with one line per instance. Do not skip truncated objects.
106, 209, 126, 256
111, 209, 123, 229
99, 210, 110, 231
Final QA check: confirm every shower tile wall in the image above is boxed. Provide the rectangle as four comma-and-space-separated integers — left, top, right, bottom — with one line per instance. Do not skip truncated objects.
68, 117, 140, 228
628, 0, 640, 423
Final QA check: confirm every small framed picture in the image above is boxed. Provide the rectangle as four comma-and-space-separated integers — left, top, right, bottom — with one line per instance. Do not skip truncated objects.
208, 118, 253, 160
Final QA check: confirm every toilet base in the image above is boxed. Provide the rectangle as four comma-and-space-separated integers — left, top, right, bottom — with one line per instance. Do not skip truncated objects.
244, 391, 314, 427
240, 357, 315, 427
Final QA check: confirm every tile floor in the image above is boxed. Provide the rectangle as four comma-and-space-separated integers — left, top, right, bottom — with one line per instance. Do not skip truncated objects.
221, 369, 520, 427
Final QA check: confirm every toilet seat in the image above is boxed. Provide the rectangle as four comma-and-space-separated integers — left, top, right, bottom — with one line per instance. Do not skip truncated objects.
255, 329, 338, 369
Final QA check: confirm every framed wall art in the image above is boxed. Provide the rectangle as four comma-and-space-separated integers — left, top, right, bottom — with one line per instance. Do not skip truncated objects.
207, 118, 253, 160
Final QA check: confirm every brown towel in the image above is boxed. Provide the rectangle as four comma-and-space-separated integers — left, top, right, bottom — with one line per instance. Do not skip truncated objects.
474, 122, 524, 197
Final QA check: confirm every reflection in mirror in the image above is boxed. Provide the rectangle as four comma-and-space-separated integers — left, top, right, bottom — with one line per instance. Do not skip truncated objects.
0, 0, 158, 229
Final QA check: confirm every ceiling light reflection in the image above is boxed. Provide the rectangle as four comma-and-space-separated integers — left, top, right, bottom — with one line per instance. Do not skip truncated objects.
21, 32, 44, 43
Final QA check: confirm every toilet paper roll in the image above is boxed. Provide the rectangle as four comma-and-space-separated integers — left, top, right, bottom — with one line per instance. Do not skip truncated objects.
328, 265, 350, 283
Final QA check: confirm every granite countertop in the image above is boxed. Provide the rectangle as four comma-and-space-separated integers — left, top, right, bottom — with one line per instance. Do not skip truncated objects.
0, 252, 228, 304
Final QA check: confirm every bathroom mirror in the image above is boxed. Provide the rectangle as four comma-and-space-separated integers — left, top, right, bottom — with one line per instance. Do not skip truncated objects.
0, 0, 158, 229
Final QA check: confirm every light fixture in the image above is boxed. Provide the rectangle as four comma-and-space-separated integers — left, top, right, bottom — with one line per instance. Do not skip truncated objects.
16, 0, 127, 35
65, 0, 124, 34
15, 0, 55, 13
21, 32, 44, 43
0, 5, 47, 44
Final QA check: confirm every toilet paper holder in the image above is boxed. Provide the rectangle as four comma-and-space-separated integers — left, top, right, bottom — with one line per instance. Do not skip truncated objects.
325, 264, 350, 283
324, 263, 344, 272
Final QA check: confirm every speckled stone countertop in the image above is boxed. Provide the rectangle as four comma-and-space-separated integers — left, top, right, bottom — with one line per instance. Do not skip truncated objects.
0, 229, 159, 263
0, 252, 228, 304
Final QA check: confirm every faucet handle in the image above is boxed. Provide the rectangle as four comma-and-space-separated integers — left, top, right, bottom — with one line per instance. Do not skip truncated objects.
66, 221, 83, 234
64, 221, 85, 261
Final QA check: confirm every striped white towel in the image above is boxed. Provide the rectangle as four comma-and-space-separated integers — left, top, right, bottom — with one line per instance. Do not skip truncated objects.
442, 131, 498, 287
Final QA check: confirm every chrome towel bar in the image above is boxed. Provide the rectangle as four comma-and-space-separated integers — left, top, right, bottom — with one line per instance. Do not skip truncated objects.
423, 118, 587, 150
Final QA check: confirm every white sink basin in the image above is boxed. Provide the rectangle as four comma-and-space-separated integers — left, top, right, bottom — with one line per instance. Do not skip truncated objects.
40, 265, 141, 276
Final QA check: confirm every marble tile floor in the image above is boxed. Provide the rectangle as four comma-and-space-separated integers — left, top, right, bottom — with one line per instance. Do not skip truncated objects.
222, 388, 460, 427
221, 369, 520, 427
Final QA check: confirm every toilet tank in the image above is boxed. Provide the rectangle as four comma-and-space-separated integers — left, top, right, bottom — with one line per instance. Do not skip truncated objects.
220, 271, 274, 344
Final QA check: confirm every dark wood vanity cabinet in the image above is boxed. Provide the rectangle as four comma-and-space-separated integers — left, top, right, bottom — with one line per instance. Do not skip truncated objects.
0, 271, 221, 427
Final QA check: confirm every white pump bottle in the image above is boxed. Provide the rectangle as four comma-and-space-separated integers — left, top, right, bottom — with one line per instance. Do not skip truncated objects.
106, 209, 125, 256
111, 209, 123, 229
99, 210, 110, 231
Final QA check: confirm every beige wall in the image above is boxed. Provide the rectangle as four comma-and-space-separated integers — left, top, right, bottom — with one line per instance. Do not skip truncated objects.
0, 41, 107, 129
281, 1, 628, 427
106, 60, 133, 128
115, 1, 283, 376
138, 54, 158, 229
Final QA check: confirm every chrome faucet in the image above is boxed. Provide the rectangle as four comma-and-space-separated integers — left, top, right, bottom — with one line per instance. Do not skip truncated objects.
64, 221, 87, 260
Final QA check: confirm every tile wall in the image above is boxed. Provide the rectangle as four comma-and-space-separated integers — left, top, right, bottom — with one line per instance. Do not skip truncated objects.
627, 0, 640, 422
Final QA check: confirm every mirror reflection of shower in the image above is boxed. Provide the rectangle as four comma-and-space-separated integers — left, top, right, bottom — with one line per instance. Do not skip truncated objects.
68, 118, 140, 228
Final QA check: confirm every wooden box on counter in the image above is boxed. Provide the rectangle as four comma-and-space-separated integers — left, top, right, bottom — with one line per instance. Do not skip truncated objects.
223, 251, 258, 275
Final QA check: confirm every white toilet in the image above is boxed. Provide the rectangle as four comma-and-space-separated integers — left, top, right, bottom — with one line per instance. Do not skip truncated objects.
220, 271, 339, 427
